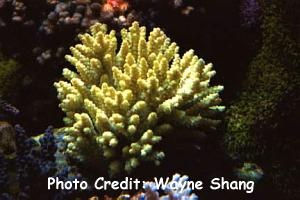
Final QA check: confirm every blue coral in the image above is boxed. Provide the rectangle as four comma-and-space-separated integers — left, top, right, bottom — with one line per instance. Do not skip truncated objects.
0, 124, 88, 199
39, 126, 58, 176
15, 125, 40, 191
14, 125, 58, 197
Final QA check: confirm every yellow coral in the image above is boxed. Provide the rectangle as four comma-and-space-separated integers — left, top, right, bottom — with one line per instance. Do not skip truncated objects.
54, 22, 224, 175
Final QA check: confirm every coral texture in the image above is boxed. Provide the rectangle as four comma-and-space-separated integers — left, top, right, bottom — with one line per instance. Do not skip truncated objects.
55, 21, 224, 175
224, 0, 300, 198
225, 0, 300, 160
0, 124, 84, 199
0, 55, 20, 97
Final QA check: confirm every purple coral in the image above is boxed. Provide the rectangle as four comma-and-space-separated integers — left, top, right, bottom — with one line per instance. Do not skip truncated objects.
240, 0, 261, 28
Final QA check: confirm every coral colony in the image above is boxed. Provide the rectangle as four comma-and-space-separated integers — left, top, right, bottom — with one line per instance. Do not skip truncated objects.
54, 21, 224, 175
0, 0, 300, 199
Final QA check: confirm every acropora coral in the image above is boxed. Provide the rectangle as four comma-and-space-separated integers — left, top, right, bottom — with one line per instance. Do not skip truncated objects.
54, 21, 224, 175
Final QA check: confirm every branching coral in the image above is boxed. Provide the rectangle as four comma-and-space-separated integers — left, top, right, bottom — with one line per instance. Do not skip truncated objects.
54, 22, 224, 175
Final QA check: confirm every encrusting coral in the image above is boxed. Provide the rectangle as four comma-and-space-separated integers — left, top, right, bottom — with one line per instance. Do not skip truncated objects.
54, 21, 224, 175
224, 0, 300, 198
224, 0, 300, 160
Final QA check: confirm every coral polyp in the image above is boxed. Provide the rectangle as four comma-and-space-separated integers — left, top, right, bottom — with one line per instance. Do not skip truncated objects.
54, 21, 224, 175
